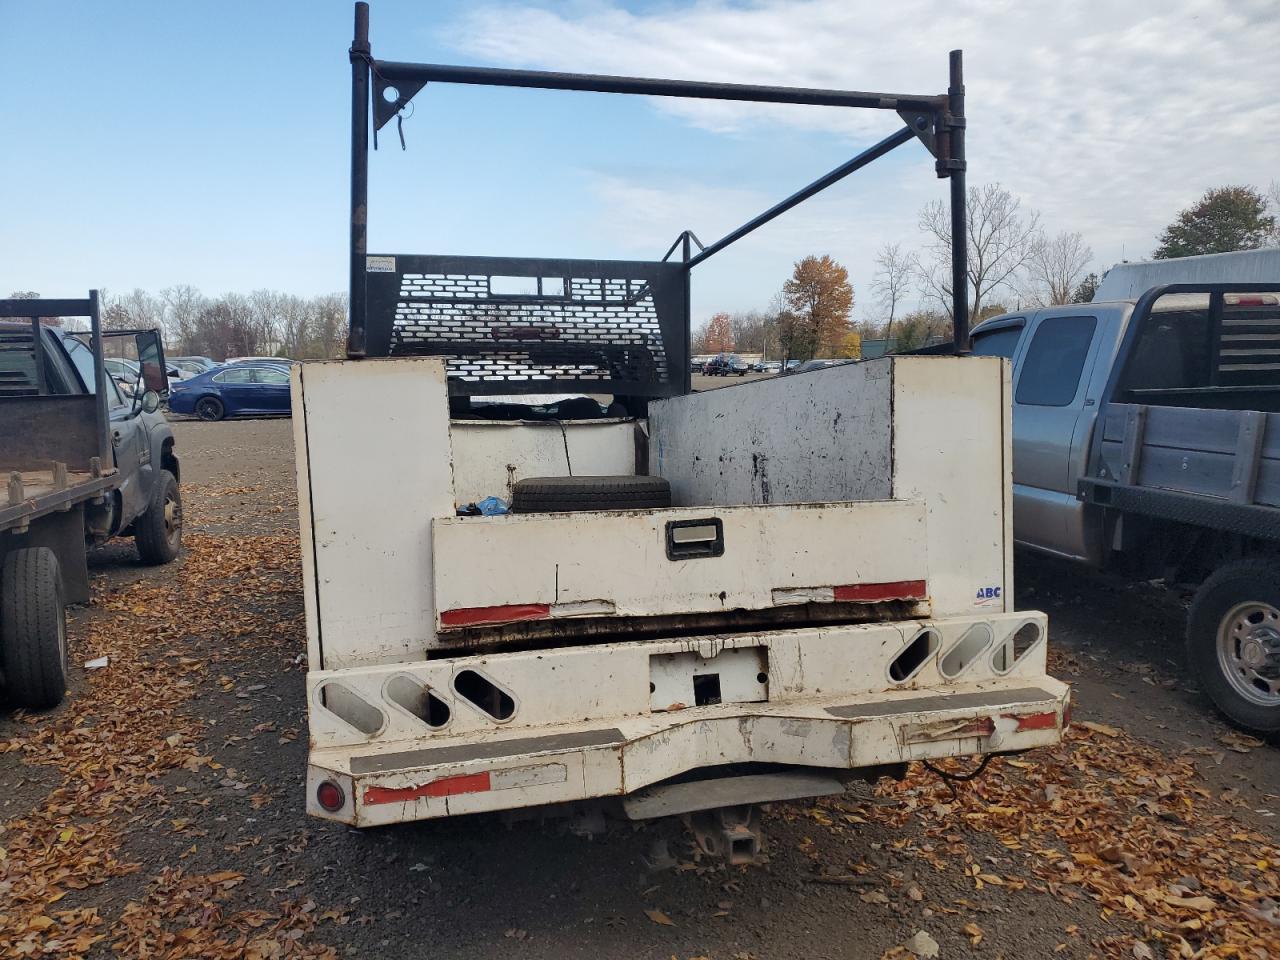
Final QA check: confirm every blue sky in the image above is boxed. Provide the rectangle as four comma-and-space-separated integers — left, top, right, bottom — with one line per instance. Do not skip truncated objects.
3, 0, 1278, 328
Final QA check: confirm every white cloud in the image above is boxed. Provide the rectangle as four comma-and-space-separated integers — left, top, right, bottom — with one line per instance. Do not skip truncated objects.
444, 0, 1280, 317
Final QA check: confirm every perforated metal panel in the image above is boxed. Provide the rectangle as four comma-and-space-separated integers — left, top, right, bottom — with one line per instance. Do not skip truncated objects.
0, 328, 40, 396
364, 254, 689, 397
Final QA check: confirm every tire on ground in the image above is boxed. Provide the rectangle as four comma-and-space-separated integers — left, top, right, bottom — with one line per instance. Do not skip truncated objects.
1, 547, 68, 710
196, 396, 225, 421
135, 469, 183, 565
511, 475, 672, 513
1186, 558, 1280, 733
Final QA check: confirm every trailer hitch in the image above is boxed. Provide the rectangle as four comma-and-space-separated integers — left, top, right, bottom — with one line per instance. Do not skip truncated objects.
687, 804, 764, 866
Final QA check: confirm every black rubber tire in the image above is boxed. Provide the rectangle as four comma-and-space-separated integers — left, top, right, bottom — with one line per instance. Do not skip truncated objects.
1, 547, 68, 710
1187, 558, 1280, 734
195, 396, 225, 421
135, 469, 183, 565
511, 475, 672, 513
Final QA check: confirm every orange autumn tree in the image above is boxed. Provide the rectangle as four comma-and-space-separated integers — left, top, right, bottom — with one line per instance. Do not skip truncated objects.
781, 255, 854, 359
703, 312, 734, 353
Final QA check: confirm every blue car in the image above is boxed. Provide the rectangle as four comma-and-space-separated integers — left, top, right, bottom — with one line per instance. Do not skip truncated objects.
167, 363, 293, 421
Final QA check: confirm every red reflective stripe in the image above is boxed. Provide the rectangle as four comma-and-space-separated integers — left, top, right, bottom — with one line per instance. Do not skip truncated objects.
833, 580, 928, 603
363, 771, 491, 805
1008, 710, 1058, 731
440, 603, 550, 627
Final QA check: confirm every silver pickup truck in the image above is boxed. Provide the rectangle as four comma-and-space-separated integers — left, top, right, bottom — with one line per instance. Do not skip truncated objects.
970, 283, 1280, 733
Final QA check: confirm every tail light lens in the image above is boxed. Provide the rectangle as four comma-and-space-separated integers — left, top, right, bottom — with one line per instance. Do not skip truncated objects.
316, 779, 345, 812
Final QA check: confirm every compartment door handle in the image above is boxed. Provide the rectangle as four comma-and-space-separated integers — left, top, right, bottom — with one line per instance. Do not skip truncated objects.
665, 518, 724, 560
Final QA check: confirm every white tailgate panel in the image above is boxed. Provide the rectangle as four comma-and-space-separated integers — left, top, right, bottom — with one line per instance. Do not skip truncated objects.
891, 357, 1011, 615
432, 500, 928, 625
297, 358, 455, 668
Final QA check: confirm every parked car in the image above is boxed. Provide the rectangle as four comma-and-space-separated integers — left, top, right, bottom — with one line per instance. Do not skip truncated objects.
785, 359, 849, 375
704, 353, 751, 376
167, 363, 293, 420
108, 356, 188, 394
226, 355, 298, 365
758, 360, 782, 373
784, 359, 801, 371
171, 356, 217, 375
103, 356, 138, 382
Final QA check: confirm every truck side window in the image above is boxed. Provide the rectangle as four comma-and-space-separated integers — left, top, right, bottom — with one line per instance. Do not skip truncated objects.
970, 327, 1022, 359
1015, 316, 1097, 407
63, 336, 125, 407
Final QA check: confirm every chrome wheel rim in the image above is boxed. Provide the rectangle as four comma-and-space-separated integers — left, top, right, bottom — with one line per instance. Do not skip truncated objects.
1217, 601, 1280, 707
163, 493, 182, 545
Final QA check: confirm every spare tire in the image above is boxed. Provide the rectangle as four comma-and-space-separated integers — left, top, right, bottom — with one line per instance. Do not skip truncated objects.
511, 475, 671, 513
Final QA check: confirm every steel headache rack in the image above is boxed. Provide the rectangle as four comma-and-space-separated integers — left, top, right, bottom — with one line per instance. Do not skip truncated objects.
345, 1, 973, 405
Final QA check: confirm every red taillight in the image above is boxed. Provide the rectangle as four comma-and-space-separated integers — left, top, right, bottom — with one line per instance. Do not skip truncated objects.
1224, 294, 1279, 306
316, 779, 345, 812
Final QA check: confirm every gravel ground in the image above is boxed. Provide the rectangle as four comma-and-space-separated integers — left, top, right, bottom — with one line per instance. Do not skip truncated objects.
2, 413, 1276, 960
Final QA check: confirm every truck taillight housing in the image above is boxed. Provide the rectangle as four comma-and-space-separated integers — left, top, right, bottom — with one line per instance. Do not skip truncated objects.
316, 779, 345, 812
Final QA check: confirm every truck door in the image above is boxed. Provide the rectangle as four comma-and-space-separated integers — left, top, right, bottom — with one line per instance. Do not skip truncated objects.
60, 335, 148, 522
1009, 313, 1103, 559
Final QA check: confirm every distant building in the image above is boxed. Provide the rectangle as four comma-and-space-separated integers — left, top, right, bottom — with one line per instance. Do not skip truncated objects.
860, 338, 897, 360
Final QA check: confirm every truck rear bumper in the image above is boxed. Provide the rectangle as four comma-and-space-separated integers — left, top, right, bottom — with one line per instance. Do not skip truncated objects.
305, 614, 1067, 826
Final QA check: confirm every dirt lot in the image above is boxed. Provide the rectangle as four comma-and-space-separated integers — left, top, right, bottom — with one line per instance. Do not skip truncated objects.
2, 415, 1277, 960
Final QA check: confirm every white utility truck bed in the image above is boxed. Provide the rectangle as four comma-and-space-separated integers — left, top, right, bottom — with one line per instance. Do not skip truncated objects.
291, 355, 1067, 835
302, 11, 1062, 854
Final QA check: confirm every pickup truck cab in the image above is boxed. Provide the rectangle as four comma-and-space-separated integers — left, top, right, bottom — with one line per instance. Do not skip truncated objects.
44, 327, 182, 557
971, 284, 1280, 731
970, 302, 1124, 561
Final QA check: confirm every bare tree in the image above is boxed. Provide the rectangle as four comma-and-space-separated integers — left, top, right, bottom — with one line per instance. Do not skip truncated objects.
917, 183, 1042, 320
310, 293, 348, 359
160, 284, 207, 354
102, 288, 163, 335
1028, 231, 1093, 305
1269, 180, 1280, 246
871, 242, 911, 337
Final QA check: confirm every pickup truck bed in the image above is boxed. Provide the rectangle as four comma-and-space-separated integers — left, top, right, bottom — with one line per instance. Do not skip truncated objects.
1084, 402, 1280, 538
2, 466, 116, 532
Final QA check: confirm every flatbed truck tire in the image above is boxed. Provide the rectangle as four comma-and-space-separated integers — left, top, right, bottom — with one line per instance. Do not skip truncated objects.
1187, 558, 1280, 734
511, 475, 672, 513
135, 469, 183, 565
1, 547, 68, 710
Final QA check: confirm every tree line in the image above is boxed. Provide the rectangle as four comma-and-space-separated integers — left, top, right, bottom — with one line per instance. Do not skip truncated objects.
6, 286, 349, 361
693, 179, 1280, 358
12, 181, 1276, 364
